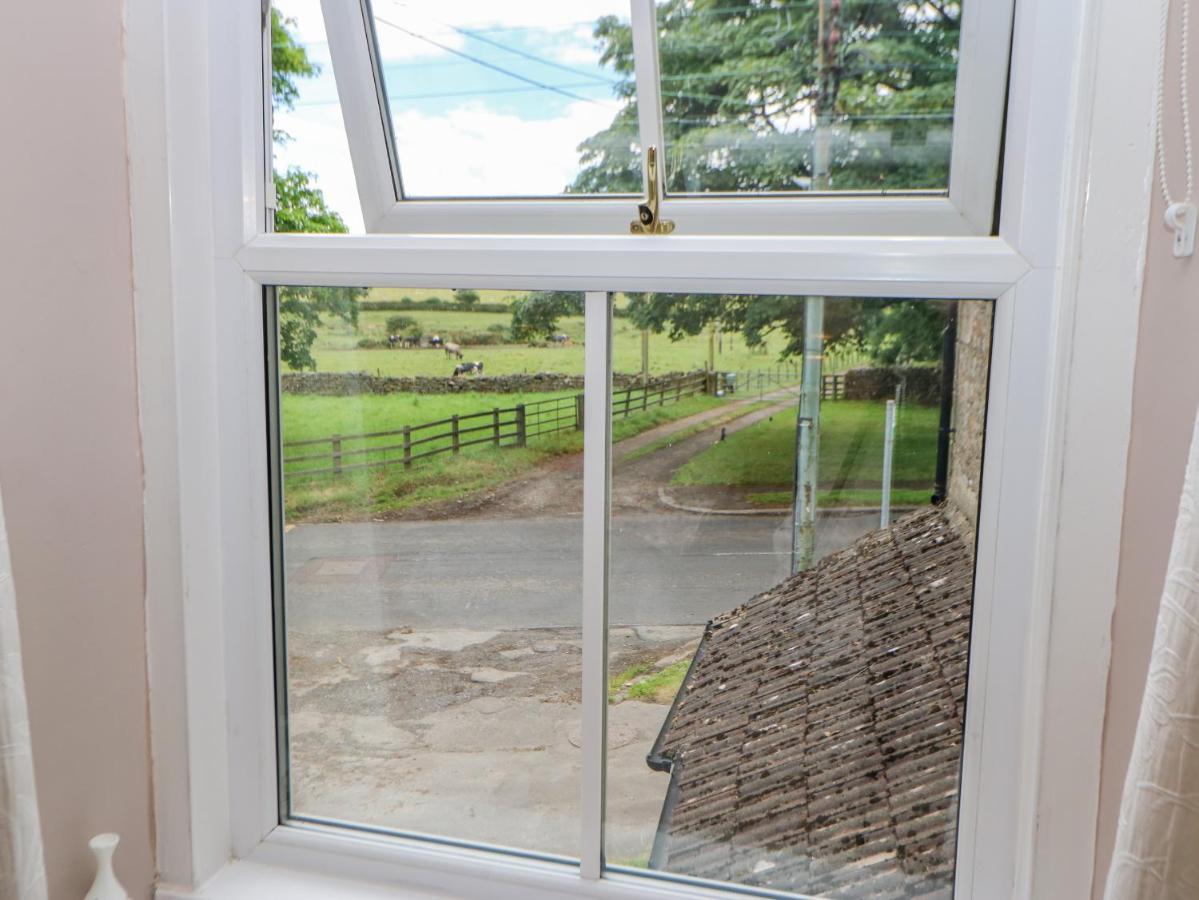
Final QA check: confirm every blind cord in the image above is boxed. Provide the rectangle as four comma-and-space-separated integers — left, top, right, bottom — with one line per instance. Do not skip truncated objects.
1157, 0, 1198, 255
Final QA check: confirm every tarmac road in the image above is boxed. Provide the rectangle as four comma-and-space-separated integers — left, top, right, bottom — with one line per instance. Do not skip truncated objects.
283, 511, 879, 632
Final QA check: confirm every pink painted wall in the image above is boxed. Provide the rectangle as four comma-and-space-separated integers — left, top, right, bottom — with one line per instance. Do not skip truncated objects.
0, 2, 155, 898
1092, 13, 1199, 893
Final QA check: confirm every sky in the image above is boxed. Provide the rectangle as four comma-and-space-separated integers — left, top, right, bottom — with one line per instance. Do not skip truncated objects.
273, 0, 632, 232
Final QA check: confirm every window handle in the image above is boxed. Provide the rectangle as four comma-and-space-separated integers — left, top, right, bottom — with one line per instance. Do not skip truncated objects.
631, 146, 675, 235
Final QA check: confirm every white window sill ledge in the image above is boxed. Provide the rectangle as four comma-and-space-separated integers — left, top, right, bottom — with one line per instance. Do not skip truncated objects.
154, 825, 773, 900
157, 860, 447, 900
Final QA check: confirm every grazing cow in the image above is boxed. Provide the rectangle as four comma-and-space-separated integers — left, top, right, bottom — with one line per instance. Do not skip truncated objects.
549, 333, 570, 344
452, 361, 483, 377
387, 334, 401, 349
444, 341, 463, 359
429, 334, 443, 348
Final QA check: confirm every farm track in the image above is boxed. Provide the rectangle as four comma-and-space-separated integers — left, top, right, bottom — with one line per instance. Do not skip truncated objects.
382, 387, 800, 521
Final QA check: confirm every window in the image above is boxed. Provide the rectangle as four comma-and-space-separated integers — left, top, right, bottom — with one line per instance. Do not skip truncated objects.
316, 0, 1013, 235
270, 285, 587, 859
266, 283, 993, 897
132, 0, 1127, 895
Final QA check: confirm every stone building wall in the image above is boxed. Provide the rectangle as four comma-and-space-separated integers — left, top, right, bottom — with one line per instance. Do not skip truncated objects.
946, 301, 993, 545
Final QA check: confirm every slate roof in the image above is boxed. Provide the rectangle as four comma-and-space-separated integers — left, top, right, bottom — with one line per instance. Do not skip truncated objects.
647, 506, 974, 898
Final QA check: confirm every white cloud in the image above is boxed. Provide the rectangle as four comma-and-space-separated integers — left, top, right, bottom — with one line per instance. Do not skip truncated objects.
275, 95, 625, 229
394, 100, 622, 197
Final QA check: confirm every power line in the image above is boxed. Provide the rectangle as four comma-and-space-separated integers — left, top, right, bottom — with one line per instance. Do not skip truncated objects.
373, 15, 601, 105
375, 0, 616, 86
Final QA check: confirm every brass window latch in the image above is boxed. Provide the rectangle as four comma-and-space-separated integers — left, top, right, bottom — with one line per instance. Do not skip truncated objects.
630, 146, 675, 235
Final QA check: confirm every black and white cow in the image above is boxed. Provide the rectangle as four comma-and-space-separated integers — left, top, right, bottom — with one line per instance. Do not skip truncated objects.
452, 361, 484, 377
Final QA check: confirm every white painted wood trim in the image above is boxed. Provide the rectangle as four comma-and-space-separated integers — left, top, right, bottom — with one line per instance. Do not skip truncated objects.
127, 0, 232, 886
235, 232, 1028, 298
580, 292, 614, 880
947, 0, 1016, 233
630, 0, 665, 198
319, 0, 1006, 236
1022, 0, 1158, 895
957, 0, 1156, 895
320, 0, 397, 229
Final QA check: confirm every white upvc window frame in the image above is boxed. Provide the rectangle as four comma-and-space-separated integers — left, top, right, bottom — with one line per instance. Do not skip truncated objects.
125, 0, 1157, 897
321, 0, 1013, 236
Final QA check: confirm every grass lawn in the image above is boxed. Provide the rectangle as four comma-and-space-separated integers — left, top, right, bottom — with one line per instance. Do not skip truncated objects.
283, 393, 724, 521
609, 658, 691, 705
672, 400, 939, 507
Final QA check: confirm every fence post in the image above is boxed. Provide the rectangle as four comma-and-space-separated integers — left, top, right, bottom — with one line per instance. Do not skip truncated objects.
493, 408, 500, 445
452, 415, 460, 454
515, 404, 527, 447
575, 394, 584, 431
642, 386, 648, 411
403, 426, 412, 468
332, 434, 342, 475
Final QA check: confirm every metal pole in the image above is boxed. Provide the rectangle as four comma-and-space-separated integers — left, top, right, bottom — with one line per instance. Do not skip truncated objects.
932, 305, 958, 503
881, 399, 896, 527
791, 297, 824, 573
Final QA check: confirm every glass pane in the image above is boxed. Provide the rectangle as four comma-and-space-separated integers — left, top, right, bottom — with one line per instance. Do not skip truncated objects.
272, 286, 592, 857
368, 0, 642, 198
651, 0, 963, 194
272, 0, 363, 232
606, 296, 991, 897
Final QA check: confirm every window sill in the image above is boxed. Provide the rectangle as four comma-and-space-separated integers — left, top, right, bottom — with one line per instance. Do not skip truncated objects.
157, 860, 439, 900
159, 825, 777, 900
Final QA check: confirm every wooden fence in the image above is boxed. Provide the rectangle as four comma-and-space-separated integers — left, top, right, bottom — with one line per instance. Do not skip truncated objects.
725, 363, 802, 397
283, 373, 707, 479
822, 373, 846, 400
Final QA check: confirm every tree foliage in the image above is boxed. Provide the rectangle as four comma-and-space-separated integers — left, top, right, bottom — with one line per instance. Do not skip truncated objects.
271, 10, 362, 370
571, 1, 960, 361
455, 289, 481, 307
509, 292, 584, 341
623, 293, 947, 363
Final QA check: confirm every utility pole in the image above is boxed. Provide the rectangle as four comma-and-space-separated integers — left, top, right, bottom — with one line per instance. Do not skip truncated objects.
791, 0, 840, 574
641, 328, 650, 382
792, 299, 824, 573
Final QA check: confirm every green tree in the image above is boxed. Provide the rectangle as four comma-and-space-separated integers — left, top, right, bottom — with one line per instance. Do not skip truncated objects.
573, 1, 960, 194
510, 292, 583, 341
571, 1, 959, 360
455, 289, 481, 307
385, 315, 418, 334
272, 10, 362, 370
623, 292, 946, 364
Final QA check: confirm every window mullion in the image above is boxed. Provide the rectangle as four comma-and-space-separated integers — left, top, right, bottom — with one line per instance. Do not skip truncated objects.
580, 291, 613, 880
630, 0, 666, 199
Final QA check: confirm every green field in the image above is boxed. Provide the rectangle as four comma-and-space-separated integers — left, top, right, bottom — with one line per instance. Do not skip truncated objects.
298, 305, 797, 378
282, 391, 724, 521
673, 400, 939, 507
281, 391, 576, 445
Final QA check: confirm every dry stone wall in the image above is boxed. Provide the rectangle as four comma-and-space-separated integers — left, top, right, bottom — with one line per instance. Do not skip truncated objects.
280, 370, 705, 396
843, 365, 942, 405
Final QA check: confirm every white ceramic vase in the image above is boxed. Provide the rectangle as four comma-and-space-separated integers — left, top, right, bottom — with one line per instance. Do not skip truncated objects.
84, 833, 130, 900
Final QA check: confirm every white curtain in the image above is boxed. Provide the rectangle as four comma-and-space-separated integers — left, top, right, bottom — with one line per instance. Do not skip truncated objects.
1105, 407, 1199, 899
0, 488, 46, 900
